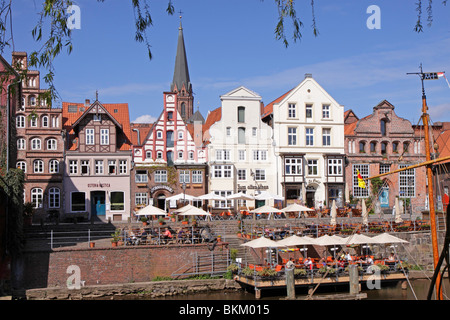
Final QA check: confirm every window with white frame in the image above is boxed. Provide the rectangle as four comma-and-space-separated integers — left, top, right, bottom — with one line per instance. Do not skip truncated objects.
155, 170, 167, 183
33, 159, 44, 173
178, 150, 184, 160
179, 170, 190, 183
49, 159, 59, 174
288, 103, 296, 118
188, 151, 194, 160
322, 128, 331, 146
69, 160, 78, 174
353, 164, 369, 198
226, 127, 231, 136
213, 165, 232, 178
31, 188, 43, 208
52, 116, 59, 128
16, 161, 26, 172
307, 159, 318, 176
48, 187, 60, 208
42, 116, 49, 127
285, 158, 302, 175
86, 128, 94, 145
306, 128, 314, 146
399, 164, 415, 197
119, 160, 127, 174
17, 138, 26, 150
95, 160, 104, 174
135, 193, 148, 206
328, 158, 342, 176
192, 170, 203, 183
16, 115, 25, 128
253, 150, 267, 161
288, 127, 297, 145
238, 127, 246, 144
238, 150, 246, 161
146, 151, 152, 159
100, 129, 109, 145
322, 104, 330, 119
252, 127, 257, 137
135, 170, 148, 183
80, 160, 90, 174
47, 138, 57, 150
108, 160, 116, 174
254, 169, 266, 181
31, 138, 41, 150
216, 149, 230, 161
214, 191, 232, 208
156, 151, 163, 159
178, 130, 184, 140
237, 169, 247, 181
379, 164, 390, 174
306, 104, 313, 119
156, 131, 163, 139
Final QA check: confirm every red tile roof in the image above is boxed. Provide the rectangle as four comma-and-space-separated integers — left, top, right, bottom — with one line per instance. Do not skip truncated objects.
62, 101, 132, 151
435, 128, 450, 164
130, 123, 154, 146
203, 107, 221, 143
261, 88, 294, 119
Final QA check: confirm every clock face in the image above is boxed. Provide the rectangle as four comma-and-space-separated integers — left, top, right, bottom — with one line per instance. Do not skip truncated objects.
166, 95, 174, 102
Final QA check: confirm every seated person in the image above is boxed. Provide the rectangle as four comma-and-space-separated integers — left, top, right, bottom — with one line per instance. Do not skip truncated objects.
162, 228, 173, 239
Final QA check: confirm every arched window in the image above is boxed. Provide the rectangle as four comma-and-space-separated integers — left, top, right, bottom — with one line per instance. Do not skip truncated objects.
238, 127, 246, 144
33, 159, 44, 173
359, 141, 366, 153
16, 115, 25, 128
380, 119, 387, 136
16, 161, 26, 172
381, 142, 388, 155
166, 130, 174, 148
31, 138, 41, 150
31, 188, 43, 208
403, 141, 410, 154
370, 141, 377, 153
49, 160, 59, 173
42, 115, 49, 127
392, 141, 399, 153
47, 138, 57, 150
17, 138, 26, 150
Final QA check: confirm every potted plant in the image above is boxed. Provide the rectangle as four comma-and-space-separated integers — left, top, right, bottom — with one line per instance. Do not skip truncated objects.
140, 216, 149, 226
111, 229, 121, 247
227, 263, 239, 274
182, 217, 189, 225
294, 268, 307, 278
158, 217, 165, 226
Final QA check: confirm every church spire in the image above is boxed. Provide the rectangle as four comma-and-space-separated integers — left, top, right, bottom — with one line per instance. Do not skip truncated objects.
171, 13, 193, 121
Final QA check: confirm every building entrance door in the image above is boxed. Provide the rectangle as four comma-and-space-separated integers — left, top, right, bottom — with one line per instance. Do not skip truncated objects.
91, 191, 106, 217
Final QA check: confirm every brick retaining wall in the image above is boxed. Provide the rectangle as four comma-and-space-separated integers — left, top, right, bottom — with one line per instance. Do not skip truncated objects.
22, 243, 229, 289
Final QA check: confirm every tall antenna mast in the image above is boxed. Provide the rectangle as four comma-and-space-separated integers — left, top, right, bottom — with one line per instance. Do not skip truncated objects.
407, 64, 445, 299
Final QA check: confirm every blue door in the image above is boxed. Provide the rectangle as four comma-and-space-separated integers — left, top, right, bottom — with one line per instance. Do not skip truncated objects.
91, 191, 106, 217
379, 187, 389, 208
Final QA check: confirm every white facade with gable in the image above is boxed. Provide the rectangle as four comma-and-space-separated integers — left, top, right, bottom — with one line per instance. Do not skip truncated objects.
207, 86, 278, 210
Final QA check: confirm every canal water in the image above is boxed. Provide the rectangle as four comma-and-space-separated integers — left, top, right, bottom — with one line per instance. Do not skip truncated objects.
109, 279, 448, 301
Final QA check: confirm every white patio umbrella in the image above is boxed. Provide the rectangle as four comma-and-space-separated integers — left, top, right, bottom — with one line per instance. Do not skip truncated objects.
344, 233, 378, 245
173, 204, 197, 213
166, 193, 197, 202
282, 203, 314, 219
196, 192, 227, 201
330, 200, 337, 226
277, 235, 315, 246
372, 232, 408, 244
313, 234, 346, 246
254, 191, 284, 201
177, 206, 211, 216
395, 197, 403, 223
362, 198, 368, 225
241, 236, 285, 248
227, 192, 254, 200
135, 204, 167, 216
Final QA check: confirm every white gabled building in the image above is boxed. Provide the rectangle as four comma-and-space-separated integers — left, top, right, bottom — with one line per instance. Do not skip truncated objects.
262, 74, 346, 208
204, 86, 278, 211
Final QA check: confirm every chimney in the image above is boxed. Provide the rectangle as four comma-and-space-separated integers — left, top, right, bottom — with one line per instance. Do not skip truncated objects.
305, 73, 312, 79
85, 99, 90, 106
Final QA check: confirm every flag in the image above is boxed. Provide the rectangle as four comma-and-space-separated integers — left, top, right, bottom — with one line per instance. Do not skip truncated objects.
438, 72, 450, 88
357, 169, 366, 189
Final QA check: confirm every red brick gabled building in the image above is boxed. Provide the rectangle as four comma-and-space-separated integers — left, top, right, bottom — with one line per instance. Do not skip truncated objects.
12, 52, 64, 222
344, 100, 427, 216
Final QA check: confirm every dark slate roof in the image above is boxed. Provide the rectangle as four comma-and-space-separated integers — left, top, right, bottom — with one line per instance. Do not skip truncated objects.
187, 109, 205, 124
171, 24, 191, 93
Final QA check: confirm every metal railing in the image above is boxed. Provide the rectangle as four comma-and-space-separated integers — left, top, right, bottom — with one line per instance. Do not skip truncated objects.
171, 250, 231, 278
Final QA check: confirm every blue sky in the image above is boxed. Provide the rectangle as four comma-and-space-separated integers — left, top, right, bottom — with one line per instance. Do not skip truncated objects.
7, 0, 450, 125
